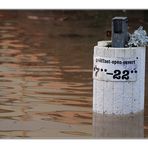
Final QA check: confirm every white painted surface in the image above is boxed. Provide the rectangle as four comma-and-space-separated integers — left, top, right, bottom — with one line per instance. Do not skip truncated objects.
93, 41, 146, 115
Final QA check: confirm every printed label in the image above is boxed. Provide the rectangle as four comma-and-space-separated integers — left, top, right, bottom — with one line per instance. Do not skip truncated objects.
93, 56, 138, 81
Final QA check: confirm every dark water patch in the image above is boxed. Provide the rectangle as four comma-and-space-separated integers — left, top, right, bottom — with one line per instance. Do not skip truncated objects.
59, 33, 94, 38
0, 109, 13, 113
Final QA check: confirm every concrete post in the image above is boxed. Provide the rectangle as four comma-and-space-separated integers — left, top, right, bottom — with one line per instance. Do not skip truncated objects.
93, 17, 145, 138
93, 42, 145, 115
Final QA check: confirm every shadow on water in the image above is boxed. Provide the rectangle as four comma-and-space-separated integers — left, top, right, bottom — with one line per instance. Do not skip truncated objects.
0, 10, 148, 138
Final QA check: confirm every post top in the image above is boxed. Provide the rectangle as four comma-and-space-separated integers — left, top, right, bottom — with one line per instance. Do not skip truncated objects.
112, 17, 128, 20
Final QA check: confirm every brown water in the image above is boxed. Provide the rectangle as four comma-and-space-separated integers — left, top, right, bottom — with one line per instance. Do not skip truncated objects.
0, 10, 148, 138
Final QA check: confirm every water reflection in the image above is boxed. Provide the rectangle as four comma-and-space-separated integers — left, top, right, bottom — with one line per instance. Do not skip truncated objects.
93, 112, 144, 138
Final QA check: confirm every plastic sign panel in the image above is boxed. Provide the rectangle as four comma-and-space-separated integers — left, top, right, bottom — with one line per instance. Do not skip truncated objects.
93, 56, 138, 82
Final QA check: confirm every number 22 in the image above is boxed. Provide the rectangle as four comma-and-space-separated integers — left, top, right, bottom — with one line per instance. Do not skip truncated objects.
113, 70, 129, 80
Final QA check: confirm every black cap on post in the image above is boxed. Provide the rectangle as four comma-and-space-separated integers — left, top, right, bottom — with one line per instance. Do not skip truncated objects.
112, 17, 128, 47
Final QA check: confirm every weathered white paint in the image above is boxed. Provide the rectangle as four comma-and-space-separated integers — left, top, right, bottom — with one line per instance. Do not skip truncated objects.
93, 41, 146, 115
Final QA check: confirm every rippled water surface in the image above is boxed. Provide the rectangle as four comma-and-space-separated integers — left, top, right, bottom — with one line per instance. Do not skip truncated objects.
0, 11, 148, 138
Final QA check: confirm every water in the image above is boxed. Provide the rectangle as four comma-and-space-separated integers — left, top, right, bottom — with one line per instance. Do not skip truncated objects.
93, 112, 144, 138
0, 10, 148, 138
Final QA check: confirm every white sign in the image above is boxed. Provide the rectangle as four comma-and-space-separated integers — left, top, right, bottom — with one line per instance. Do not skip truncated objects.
93, 56, 138, 82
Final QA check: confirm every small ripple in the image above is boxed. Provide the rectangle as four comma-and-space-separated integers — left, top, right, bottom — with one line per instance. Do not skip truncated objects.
37, 111, 92, 125
0, 109, 13, 113
60, 131, 91, 136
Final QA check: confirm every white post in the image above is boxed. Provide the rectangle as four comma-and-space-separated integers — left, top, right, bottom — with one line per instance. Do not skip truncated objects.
93, 16, 146, 137
93, 41, 145, 137
93, 41, 145, 115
